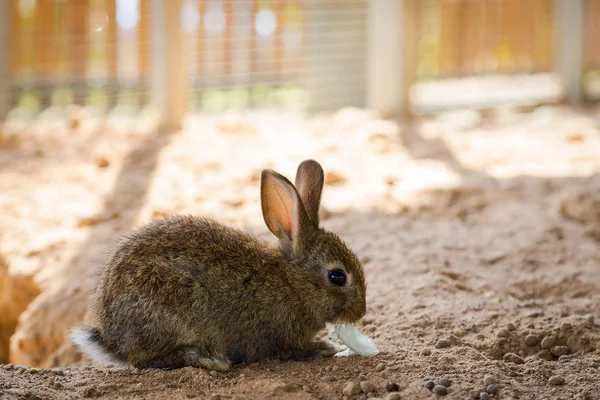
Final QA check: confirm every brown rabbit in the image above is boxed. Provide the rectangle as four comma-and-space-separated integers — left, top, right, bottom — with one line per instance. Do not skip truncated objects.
70, 160, 367, 371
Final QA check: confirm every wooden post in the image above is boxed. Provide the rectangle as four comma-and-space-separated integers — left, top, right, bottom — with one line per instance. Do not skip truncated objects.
151, 0, 187, 131
366, 0, 403, 118
554, 0, 584, 104
402, 0, 419, 119
367, 0, 419, 119
0, 0, 11, 121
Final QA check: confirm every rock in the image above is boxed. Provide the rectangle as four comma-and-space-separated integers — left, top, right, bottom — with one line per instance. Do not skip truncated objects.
537, 349, 553, 361
420, 349, 432, 356
386, 381, 399, 392
503, 353, 524, 364
540, 336, 556, 349
468, 389, 480, 398
479, 393, 490, 400
496, 328, 509, 338
432, 385, 448, 396
483, 375, 497, 386
375, 362, 385, 372
0, 255, 42, 363
551, 345, 570, 357
561, 322, 572, 332
548, 375, 565, 386
424, 380, 435, 390
321, 376, 336, 383
343, 382, 362, 396
526, 310, 544, 318
435, 338, 451, 349
383, 393, 401, 400
506, 323, 516, 331
525, 334, 540, 347
437, 377, 452, 387
360, 381, 376, 393
486, 384, 499, 394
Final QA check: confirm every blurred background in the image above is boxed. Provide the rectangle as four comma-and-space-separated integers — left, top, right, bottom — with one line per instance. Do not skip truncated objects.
1, 0, 600, 379
0, 0, 598, 124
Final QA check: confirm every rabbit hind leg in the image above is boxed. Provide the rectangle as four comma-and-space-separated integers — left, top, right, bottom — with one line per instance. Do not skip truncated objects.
133, 347, 231, 371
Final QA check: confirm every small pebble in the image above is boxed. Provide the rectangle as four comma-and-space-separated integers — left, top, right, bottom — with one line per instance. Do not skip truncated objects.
483, 375, 497, 386
386, 381, 399, 392
209, 370, 218, 377
585, 314, 595, 325
561, 322, 572, 331
540, 336, 555, 349
480, 393, 490, 400
375, 363, 385, 372
358, 374, 367, 381
503, 352, 524, 364
360, 381, 376, 393
435, 338, 451, 349
28, 368, 41, 374
437, 377, 452, 387
551, 345, 570, 357
506, 322, 516, 331
321, 376, 336, 383
537, 349, 553, 361
496, 328, 509, 338
548, 375, 565, 386
559, 354, 575, 362
525, 334, 540, 347
468, 389, 480, 398
486, 384, 499, 394
343, 382, 362, 396
424, 380, 435, 390
420, 349, 432, 356
384, 393, 401, 400
432, 385, 448, 396
439, 356, 453, 364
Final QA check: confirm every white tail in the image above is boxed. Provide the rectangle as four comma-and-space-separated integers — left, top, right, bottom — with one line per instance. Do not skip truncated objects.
69, 327, 126, 367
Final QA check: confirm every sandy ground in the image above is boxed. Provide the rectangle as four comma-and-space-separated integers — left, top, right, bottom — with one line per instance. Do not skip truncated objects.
0, 106, 599, 399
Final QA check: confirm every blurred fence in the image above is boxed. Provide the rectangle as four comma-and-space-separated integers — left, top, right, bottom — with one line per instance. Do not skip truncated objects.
0, 0, 599, 126
0, 0, 366, 122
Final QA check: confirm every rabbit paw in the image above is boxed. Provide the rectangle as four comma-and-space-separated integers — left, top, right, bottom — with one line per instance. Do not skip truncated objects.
290, 341, 347, 360
192, 356, 232, 372
316, 341, 348, 357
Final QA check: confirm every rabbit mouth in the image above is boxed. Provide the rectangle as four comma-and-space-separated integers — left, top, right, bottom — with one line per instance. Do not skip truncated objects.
334, 307, 365, 324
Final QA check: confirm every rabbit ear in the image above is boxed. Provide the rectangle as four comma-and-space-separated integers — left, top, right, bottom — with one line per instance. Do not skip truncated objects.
294, 160, 324, 226
261, 170, 312, 248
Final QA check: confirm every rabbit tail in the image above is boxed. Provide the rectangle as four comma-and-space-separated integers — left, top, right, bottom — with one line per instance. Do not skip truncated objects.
70, 326, 125, 366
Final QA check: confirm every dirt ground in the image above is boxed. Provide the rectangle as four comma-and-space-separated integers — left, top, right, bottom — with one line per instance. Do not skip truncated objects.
0, 106, 599, 399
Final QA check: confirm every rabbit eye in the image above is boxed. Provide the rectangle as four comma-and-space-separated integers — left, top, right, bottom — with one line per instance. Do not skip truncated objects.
328, 269, 346, 286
